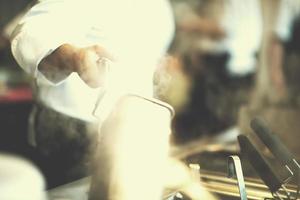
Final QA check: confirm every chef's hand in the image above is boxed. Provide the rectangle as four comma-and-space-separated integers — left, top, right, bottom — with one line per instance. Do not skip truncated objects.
39, 43, 114, 88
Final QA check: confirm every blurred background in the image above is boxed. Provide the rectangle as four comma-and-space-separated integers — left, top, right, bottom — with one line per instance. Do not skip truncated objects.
1, 0, 300, 199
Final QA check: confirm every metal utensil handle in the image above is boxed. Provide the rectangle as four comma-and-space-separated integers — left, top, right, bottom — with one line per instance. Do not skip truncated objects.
228, 155, 248, 200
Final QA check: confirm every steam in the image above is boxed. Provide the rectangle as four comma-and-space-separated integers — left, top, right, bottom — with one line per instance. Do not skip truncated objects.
153, 55, 191, 112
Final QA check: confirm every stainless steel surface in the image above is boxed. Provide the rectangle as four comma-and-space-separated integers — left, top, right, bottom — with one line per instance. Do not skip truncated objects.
200, 170, 298, 200
46, 126, 299, 200
47, 177, 90, 200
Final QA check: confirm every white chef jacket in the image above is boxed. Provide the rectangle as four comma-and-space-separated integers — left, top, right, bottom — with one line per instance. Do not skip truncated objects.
11, 0, 175, 122
174, 0, 263, 76
221, 0, 263, 76
275, 0, 300, 41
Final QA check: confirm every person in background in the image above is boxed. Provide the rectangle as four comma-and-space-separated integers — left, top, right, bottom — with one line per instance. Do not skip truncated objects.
11, 0, 175, 188
269, 0, 300, 104
169, 0, 263, 141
